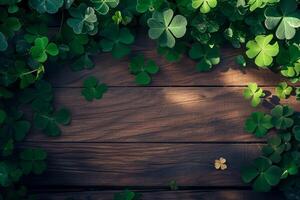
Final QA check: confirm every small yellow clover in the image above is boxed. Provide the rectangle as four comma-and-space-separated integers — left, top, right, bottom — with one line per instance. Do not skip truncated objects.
214, 157, 227, 170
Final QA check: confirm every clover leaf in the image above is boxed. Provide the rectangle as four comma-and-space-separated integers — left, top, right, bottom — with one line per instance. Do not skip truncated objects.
281, 153, 300, 178
0, 108, 31, 142
275, 82, 292, 99
247, 0, 279, 12
262, 136, 285, 163
188, 43, 220, 72
147, 9, 187, 48
30, 37, 59, 63
136, 0, 164, 13
99, 25, 134, 59
129, 55, 159, 86
0, 10, 21, 39
246, 34, 279, 68
192, 0, 217, 14
20, 148, 47, 175
0, 162, 22, 187
67, 3, 98, 35
81, 76, 107, 101
296, 88, 300, 101
243, 83, 265, 107
265, 0, 300, 40
157, 42, 186, 62
292, 125, 300, 141
0, 32, 7, 51
34, 108, 71, 136
114, 190, 141, 200
271, 105, 294, 130
92, 0, 119, 15
29, 0, 64, 14
241, 156, 282, 192
244, 112, 273, 137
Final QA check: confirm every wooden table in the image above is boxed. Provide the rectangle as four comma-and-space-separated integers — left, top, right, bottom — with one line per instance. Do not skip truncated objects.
25, 35, 298, 199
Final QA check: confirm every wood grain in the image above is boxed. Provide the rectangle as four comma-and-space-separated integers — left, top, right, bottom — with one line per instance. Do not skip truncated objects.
25, 143, 262, 187
33, 189, 283, 200
26, 87, 299, 142
47, 33, 289, 87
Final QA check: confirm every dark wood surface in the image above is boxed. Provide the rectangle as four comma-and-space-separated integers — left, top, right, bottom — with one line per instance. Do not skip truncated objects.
25, 35, 299, 199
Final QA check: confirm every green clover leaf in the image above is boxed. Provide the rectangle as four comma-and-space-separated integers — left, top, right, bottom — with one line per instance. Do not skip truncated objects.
262, 136, 285, 163
241, 156, 282, 192
136, 0, 164, 13
29, 0, 64, 14
129, 55, 159, 86
271, 105, 294, 130
244, 111, 273, 137
147, 9, 187, 48
0, 32, 8, 51
265, 0, 300, 40
20, 148, 47, 175
0, 162, 22, 187
292, 125, 300, 141
99, 25, 134, 59
67, 3, 98, 35
275, 82, 293, 99
30, 37, 59, 63
0, 108, 31, 141
34, 108, 71, 137
280, 153, 300, 178
157, 42, 186, 62
114, 190, 141, 200
296, 87, 300, 101
188, 43, 220, 72
247, 0, 279, 12
243, 83, 265, 107
81, 76, 107, 101
192, 0, 217, 14
92, 0, 119, 15
246, 34, 279, 68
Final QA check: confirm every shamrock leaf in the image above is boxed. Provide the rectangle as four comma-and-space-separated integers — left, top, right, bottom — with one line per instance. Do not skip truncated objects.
0, 32, 7, 51
246, 34, 279, 68
247, 0, 279, 12
241, 156, 282, 192
147, 9, 187, 48
0, 108, 31, 141
192, 0, 217, 14
275, 82, 292, 99
281, 153, 300, 178
67, 3, 98, 35
114, 190, 141, 200
71, 54, 95, 71
188, 43, 220, 72
157, 42, 186, 62
262, 136, 285, 163
29, 0, 64, 14
0, 10, 21, 39
30, 37, 59, 63
296, 87, 300, 101
99, 25, 134, 59
243, 83, 265, 107
244, 112, 273, 137
0, 162, 22, 187
20, 148, 47, 175
92, 0, 119, 15
34, 108, 71, 136
214, 157, 227, 170
271, 105, 294, 130
136, 0, 164, 13
292, 125, 300, 141
265, 0, 300, 40
24, 24, 48, 44
19, 80, 53, 112
129, 55, 159, 85
81, 76, 107, 101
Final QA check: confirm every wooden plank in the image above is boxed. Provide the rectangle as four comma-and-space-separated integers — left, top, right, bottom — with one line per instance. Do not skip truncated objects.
25, 143, 262, 187
47, 33, 288, 87
33, 189, 284, 200
27, 87, 299, 142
